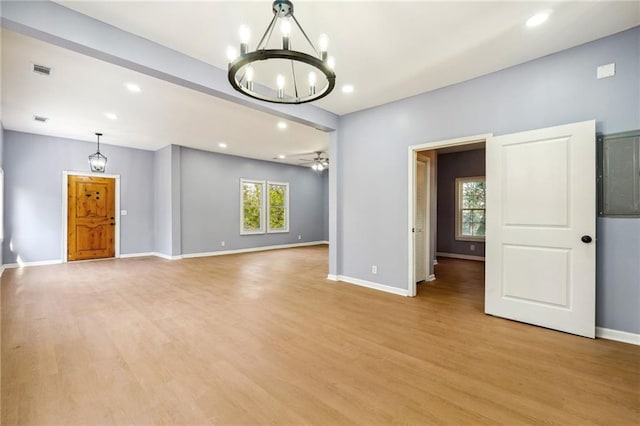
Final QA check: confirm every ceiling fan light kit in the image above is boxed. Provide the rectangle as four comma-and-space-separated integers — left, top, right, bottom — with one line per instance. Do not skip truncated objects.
227, 0, 336, 104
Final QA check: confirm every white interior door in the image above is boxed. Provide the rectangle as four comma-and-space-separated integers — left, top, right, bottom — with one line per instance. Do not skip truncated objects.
415, 160, 427, 282
485, 120, 596, 338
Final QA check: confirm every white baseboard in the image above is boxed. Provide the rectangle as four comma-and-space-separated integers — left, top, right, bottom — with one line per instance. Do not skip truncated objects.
596, 327, 640, 346
3, 259, 63, 269
152, 252, 183, 260
326, 274, 338, 281
436, 252, 485, 262
181, 241, 326, 259
334, 275, 409, 297
320, 241, 329, 245
0, 265, 4, 277
426, 274, 436, 282
119, 252, 155, 258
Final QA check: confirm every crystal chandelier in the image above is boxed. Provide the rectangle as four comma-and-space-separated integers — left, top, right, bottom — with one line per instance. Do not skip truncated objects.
227, 0, 336, 104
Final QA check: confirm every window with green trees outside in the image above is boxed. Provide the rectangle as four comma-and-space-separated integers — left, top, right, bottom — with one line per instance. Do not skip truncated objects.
240, 179, 289, 234
455, 176, 486, 241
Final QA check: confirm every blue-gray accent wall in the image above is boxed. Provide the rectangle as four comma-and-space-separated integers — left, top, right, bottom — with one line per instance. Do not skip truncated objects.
436, 149, 486, 257
179, 146, 326, 254
338, 27, 640, 334
2, 131, 155, 263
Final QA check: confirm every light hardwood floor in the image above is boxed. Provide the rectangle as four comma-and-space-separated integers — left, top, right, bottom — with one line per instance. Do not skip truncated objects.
2, 246, 639, 425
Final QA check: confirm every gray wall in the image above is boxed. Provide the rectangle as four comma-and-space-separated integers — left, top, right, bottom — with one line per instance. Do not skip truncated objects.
436, 149, 486, 257
180, 147, 326, 254
153, 145, 172, 256
0, 122, 4, 266
2, 131, 155, 263
338, 27, 640, 333
323, 170, 329, 241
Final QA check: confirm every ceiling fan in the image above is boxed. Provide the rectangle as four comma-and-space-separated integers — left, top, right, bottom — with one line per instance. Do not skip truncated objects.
299, 151, 329, 171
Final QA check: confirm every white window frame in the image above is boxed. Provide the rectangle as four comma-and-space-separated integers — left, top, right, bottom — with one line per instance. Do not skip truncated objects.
455, 176, 486, 242
240, 178, 266, 235
267, 181, 290, 233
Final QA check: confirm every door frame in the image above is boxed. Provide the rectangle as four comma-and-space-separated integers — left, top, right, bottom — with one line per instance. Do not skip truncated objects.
414, 157, 431, 283
62, 171, 121, 263
407, 133, 492, 297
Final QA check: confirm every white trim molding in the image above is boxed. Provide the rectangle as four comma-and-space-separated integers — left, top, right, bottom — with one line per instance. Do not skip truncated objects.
181, 241, 326, 259
119, 252, 155, 258
152, 252, 183, 260
4, 259, 63, 269
326, 274, 338, 281
333, 275, 409, 297
596, 327, 640, 346
407, 133, 492, 298
426, 274, 436, 282
436, 252, 486, 262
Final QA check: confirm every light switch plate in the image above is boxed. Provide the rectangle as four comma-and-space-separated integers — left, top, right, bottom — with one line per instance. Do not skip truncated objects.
121, 210, 128, 216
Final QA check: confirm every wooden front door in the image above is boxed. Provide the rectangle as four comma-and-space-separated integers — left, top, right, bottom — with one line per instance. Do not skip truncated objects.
67, 175, 116, 261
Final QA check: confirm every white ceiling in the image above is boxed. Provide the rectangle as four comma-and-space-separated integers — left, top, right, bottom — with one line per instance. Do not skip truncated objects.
56, 0, 640, 115
1, 1, 638, 162
0, 29, 329, 165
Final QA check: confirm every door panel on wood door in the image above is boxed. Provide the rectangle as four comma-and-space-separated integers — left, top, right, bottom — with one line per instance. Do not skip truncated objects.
68, 175, 115, 261
485, 120, 596, 338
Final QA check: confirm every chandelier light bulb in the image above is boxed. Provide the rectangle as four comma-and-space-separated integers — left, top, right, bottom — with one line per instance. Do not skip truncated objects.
226, 46, 238, 62
317, 163, 325, 171
277, 74, 285, 99
318, 34, 329, 52
312, 164, 319, 171
245, 66, 254, 90
281, 19, 291, 49
280, 19, 292, 37
327, 56, 336, 70
318, 34, 329, 61
239, 25, 251, 43
308, 71, 317, 95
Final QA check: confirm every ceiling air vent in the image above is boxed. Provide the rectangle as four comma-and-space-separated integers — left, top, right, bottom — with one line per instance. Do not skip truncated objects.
33, 115, 49, 123
32, 63, 52, 76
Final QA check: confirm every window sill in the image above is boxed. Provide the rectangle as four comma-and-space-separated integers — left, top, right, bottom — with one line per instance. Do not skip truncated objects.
455, 236, 486, 242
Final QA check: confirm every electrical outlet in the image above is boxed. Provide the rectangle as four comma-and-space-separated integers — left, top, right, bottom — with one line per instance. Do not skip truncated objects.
221, 241, 225, 247
470, 244, 475, 251
120, 210, 128, 216
298, 235, 302, 240
372, 265, 377, 274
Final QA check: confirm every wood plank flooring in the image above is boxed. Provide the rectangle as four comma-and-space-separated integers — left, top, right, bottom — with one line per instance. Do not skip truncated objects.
2, 246, 639, 425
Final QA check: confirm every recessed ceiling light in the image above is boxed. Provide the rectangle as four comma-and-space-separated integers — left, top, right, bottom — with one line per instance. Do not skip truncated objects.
218, 142, 228, 148
104, 112, 118, 120
278, 154, 286, 159
342, 84, 354, 94
277, 121, 287, 130
526, 11, 551, 28
125, 83, 141, 93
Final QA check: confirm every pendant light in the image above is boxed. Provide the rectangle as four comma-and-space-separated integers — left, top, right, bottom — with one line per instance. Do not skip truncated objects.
88, 132, 107, 173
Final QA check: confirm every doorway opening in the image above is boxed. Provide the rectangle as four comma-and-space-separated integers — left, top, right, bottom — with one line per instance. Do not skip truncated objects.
407, 134, 491, 297
62, 171, 121, 262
